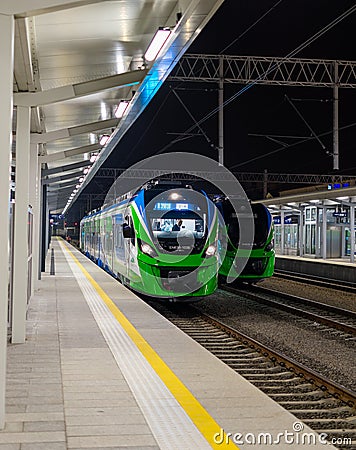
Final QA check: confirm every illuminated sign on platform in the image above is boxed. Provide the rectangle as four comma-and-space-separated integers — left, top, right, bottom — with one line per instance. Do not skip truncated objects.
328, 182, 350, 190
332, 211, 347, 218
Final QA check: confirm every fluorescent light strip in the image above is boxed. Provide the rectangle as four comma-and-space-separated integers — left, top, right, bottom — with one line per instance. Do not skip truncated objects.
114, 101, 129, 118
144, 28, 171, 62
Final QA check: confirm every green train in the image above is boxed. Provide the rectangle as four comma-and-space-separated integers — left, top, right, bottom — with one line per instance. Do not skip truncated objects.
80, 181, 219, 300
215, 198, 275, 284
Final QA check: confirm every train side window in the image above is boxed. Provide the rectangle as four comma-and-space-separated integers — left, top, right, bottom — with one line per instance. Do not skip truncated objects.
129, 217, 136, 246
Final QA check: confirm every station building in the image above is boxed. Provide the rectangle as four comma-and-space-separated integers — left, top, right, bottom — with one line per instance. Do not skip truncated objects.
259, 183, 356, 263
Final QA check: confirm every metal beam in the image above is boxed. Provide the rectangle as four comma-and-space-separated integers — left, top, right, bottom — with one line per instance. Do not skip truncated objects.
259, 186, 356, 205
14, 69, 147, 107
94, 167, 356, 185
42, 159, 90, 177
43, 170, 83, 185
13, 18, 35, 92
39, 143, 101, 163
170, 54, 356, 88
48, 181, 79, 191
31, 118, 118, 144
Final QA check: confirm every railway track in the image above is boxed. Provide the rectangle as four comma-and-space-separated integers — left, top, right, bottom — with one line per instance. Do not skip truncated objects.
222, 284, 356, 338
274, 270, 356, 295
150, 301, 356, 449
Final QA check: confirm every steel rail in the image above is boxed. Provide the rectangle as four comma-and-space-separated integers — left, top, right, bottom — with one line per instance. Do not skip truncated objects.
222, 285, 356, 336
274, 270, 356, 294
196, 308, 356, 408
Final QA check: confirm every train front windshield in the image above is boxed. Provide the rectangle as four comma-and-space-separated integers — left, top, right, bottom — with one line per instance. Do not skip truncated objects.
144, 188, 209, 254
223, 203, 268, 249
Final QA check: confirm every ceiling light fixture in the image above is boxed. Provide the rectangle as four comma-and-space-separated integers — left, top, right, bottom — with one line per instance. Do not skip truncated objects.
114, 100, 129, 118
99, 134, 110, 146
144, 27, 172, 62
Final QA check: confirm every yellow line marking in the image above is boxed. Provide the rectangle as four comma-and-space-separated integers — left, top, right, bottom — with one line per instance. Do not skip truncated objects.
59, 239, 239, 449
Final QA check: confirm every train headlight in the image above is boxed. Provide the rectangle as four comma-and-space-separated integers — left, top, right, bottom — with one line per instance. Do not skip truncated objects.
139, 240, 158, 258
204, 244, 216, 257
265, 239, 274, 252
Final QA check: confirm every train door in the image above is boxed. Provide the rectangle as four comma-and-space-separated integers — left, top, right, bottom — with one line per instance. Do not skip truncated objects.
124, 215, 139, 282
113, 213, 125, 278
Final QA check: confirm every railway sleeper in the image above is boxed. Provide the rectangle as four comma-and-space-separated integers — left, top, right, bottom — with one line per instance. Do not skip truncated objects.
303, 418, 356, 429
207, 350, 258, 357
279, 398, 343, 409
287, 408, 355, 419
225, 363, 272, 371
241, 370, 295, 378
188, 336, 236, 343
259, 384, 317, 394
269, 392, 331, 402
200, 344, 247, 351
218, 356, 268, 363
250, 378, 311, 387
314, 430, 356, 439
180, 331, 227, 338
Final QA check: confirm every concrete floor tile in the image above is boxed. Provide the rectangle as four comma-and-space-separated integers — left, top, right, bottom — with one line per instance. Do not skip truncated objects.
63, 398, 138, 408
65, 415, 147, 426
67, 434, 158, 448
1, 423, 23, 433
4, 408, 26, 414
21, 443, 66, 450
5, 413, 64, 423
63, 392, 133, 401
63, 384, 129, 393
0, 431, 65, 444
0, 445, 20, 450
67, 424, 152, 437
25, 405, 64, 413
23, 421, 65, 432
64, 407, 143, 417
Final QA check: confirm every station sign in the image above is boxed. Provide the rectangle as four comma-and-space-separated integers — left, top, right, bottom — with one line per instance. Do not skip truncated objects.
332, 211, 347, 218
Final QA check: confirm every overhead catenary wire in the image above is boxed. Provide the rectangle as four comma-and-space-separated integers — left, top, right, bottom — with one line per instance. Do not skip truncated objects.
156, 3, 356, 156
230, 121, 356, 169
219, 0, 284, 54
285, 95, 327, 152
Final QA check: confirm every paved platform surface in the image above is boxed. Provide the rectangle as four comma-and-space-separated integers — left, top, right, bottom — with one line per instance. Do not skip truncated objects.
277, 254, 356, 267
0, 238, 334, 449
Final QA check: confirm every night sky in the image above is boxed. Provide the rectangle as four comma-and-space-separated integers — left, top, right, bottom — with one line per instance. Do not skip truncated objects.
70, 0, 356, 221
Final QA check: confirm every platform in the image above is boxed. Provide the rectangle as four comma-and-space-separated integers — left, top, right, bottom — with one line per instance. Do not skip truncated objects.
0, 238, 334, 449
275, 254, 356, 283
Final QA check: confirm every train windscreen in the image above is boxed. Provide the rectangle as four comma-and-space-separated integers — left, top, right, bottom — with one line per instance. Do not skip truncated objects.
144, 188, 209, 254
224, 203, 269, 249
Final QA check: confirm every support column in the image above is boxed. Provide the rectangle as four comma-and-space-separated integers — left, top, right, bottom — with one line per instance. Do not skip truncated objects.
280, 210, 285, 255
218, 56, 224, 166
322, 207, 327, 259
29, 143, 39, 292
41, 183, 48, 272
333, 62, 339, 171
37, 161, 43, 280
316, 207, 321, 257
12, 106, 31, 344
0, 13, 14, 429
350, 205, 355, 264
263, 169, 268, 199
298, 208, 304, 257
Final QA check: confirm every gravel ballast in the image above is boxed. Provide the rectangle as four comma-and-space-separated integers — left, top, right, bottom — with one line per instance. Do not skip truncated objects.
196, 285, 356, 392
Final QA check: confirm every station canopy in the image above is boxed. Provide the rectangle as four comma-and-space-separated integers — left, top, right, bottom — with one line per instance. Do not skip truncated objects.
10, 0, 224, 213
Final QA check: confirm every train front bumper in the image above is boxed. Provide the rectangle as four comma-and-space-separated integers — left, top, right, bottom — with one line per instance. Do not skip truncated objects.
131, 258, 218, 299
